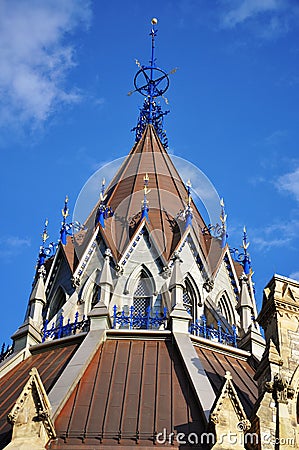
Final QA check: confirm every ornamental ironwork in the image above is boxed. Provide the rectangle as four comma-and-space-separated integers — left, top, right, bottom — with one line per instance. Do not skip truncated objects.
0, 342, 14, 363
202, 198, 228, 248
230, 226, 251, 275
112, 305, 168, 330
129, 18, 177, 148
42, 312, 89, 342
189, 315, 238, 347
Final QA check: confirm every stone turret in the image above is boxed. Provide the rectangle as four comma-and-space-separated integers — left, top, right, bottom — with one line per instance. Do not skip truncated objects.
254, 274, 299, 448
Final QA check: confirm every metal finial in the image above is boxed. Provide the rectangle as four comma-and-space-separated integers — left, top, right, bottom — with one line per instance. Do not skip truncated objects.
241, 226, 251, 275
60, 196, 69, 245
97, 179, 113, 228
130, 18, 175, 148
184, 180, 193, 229
38, 219, 49, 267
229, 226, 252, 277
220, 198, 228, 248
141, 174, 151, 221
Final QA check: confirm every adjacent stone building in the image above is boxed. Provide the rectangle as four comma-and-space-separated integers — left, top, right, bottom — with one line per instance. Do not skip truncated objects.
0, 19, 299, 450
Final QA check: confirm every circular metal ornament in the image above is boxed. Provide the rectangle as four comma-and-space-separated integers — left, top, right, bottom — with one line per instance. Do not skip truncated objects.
133, 67, 169, 98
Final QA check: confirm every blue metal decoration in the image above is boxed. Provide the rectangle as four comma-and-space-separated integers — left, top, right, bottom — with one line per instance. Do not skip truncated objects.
130, 18, 177, 148
37, 219, 57, 267
177, 180, 193, 229
189, 315, 238, 347
220, 198, 228, 248
112, 305, 168, 330
60, 195, 69, 245
185, 180, 193, 229
141, 173, 150, 221
59, 195, 86, 240
42, 312, 89, 342
202, 198, 228, 247
230, 226, 252, 275
96, 178, 114, 228
0, 342, 14, 363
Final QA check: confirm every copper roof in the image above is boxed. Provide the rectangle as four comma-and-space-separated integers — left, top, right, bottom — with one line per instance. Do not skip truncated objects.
51, 337, 205, 448
194, 345, 258, 417
81, 125, 209, 264
0, 340, 79, 448
62, 236, 78, 272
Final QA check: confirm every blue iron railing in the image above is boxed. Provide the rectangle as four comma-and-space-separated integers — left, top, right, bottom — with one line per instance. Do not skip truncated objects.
0, 342, 14, 363
42, 312, 89, 342
189, 316, 238, 347
112, 305, 168, 330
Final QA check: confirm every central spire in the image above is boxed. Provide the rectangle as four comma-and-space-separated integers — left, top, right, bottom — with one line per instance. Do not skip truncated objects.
130, 18, 176, 148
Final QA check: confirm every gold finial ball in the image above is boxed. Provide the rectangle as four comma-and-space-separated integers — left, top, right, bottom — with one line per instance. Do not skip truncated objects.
151, 18, 158, 25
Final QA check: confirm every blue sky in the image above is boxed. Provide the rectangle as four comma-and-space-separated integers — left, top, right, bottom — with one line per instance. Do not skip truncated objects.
1, 0, 299, 343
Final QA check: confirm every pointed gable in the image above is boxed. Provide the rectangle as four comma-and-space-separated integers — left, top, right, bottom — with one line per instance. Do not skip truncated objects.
5, 368, 55, 449
83, 124, 209, 263
209, 371, 251, 449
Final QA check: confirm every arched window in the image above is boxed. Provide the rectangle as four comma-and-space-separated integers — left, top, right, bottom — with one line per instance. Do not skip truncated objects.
183, 279, 197, 321
133, 272, 151, 314
48, 286, 66, 321
91, 284, 101, 308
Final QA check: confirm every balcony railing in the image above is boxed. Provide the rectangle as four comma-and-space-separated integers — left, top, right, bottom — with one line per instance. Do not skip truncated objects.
189, 315, 238, 347
0, 342, 14, 363
42, 312, 90, 342
112, 305, 168, 330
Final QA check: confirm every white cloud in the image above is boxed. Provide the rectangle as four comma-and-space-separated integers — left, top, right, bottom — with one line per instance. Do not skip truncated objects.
289, 271, 299, 281
264, 129, 288, 146
251, 219, 299, 251
252, 236, 291, 251
221, 0, 284, 28
276, 167, 299, 202
0, 235, 31, 259
0, 0, 91, 127
218, 0, 299, 39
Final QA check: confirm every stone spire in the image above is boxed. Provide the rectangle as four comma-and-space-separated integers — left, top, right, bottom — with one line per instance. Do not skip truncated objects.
98, 248, 113, 307
169, 252, 184, 307
29, 266, 46, 325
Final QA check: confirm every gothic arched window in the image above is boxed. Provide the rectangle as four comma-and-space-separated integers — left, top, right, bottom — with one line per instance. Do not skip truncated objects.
183, 279, 197, 321
218, 291, 234, 325
133, 272, 151, 314
91, 284, 100, 308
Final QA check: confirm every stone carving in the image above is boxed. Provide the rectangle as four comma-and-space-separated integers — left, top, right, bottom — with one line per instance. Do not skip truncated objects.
265, 374, 294, 404
4, 367, 55, 449
203, 278, 214, 293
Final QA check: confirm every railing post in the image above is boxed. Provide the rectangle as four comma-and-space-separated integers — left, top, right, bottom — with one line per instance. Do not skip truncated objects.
232, 325, 237, 347
57, 315, 64, 339
146, 306, 150, 329
130, 306, 134, 329
42, 320, 48, 342
113, 305, 117, 328
217, 320, 222, 344
202, 315, 207, 339
73, 311, 79, 334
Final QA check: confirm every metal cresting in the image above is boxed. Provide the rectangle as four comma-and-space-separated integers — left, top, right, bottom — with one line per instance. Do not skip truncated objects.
0, 342, 14, 363
189, 315, 238, 347
42, 312, 90, 342
230, 226, 252, 276
113, 305, 168, 330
